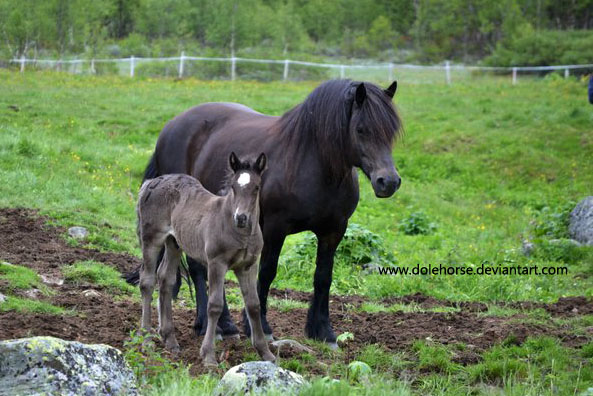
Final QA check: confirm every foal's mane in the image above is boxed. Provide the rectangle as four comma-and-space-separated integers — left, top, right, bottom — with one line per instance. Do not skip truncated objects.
277, 79, 402, 182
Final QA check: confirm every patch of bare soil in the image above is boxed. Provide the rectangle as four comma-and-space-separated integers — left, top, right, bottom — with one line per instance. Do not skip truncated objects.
0, 208, 591, 375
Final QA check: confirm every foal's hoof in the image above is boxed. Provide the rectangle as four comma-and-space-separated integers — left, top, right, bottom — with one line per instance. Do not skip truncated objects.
327, 342, 339, 350
264, 334, 275, 342
202, 356, 218, 367
262, 351, 276, 363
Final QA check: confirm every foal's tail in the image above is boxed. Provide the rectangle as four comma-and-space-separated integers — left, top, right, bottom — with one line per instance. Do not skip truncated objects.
124, 153, 160, 286
123, 152, 187, 301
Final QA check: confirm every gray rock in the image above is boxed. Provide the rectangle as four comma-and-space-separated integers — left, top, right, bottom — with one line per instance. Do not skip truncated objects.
0, 336, 137, 396
214, 361, 306, 396
0, 292, 5, 304
68, 226, 89, 239
569, 197, 593, 246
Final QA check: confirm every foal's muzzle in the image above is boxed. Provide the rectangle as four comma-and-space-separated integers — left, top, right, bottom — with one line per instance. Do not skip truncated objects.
235, 213, 248, 229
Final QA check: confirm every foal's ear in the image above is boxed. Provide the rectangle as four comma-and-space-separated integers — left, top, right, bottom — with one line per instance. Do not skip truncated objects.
355, 83, 366, 106
229, 152, 240, 172
254, 153, 267, 174
384, 80, 397, 99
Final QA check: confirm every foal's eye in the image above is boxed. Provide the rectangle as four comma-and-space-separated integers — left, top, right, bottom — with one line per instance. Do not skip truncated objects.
356, 127, 364, 135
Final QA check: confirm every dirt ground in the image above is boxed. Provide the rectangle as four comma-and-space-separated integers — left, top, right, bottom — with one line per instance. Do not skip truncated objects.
1, 208, 591, 375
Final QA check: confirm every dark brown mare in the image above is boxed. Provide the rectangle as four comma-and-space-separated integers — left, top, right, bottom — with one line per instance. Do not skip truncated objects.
126, 79, 402, 344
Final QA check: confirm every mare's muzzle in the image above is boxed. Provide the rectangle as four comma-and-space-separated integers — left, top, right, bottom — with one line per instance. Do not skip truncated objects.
371, 170, 401, 198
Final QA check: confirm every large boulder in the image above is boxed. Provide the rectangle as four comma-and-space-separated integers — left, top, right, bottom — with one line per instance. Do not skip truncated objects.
0, 336, 137, 396
214, 361, 306, 395
569, 197, 593, 246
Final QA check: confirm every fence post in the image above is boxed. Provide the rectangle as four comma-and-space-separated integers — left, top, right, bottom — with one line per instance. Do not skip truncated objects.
20, 55, 25, 73
512, 67, 517, 85
178, 51, 185, 78
340, 65, 345, 79
388, 63, 394, 82
283, 59, 290, 81
231, 57, 236, 81
445, 60, 451, 85
130, 56, 135, 77
564, 68, 569, 78
90, 59, 95, 74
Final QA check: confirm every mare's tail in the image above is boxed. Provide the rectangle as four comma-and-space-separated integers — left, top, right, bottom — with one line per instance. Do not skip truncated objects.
123, 152, 186, 300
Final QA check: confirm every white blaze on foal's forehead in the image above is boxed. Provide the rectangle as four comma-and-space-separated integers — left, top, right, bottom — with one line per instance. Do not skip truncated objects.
237, 172, 250, 187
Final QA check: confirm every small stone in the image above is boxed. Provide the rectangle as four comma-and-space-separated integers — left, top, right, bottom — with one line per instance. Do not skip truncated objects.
0, 292, 6, 304
214, 361, 306, 396
522, 240, 535, 257
23, 289, 40, 299
82, 289, 101, 298
40, 274, 64, 286
68, 226, 88, 239
271, 339, 314, 354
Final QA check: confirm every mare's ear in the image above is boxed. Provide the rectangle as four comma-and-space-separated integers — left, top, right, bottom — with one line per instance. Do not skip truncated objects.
355, 83, 366, 107
384, 80, 397, 99
254, 153, 267, 174
229, 152, 240, 172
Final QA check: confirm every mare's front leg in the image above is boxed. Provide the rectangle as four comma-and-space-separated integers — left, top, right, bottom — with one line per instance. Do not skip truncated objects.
187, 257, 238, 337
139, 244, 161, 334
236, 264, 275, 362
243, 232, 286, 338
157, 238, 181, 353
305, 225, 347, 345
199, 260, 226, 366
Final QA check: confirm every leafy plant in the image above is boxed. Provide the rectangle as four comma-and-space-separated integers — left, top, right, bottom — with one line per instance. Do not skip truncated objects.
399, 211, 437, 236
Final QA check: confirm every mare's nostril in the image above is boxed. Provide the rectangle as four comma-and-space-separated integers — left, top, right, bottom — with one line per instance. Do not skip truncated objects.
394, 177, 402, 190
376, 177, 386, 189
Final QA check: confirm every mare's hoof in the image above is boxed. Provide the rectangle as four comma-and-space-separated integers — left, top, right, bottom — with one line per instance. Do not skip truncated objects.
264, 334, 274, 342
218, 319, 240, 338
327, 342, 339, 350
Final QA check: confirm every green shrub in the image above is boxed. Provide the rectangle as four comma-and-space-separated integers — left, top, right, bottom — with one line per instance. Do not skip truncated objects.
398, 211, 437, 236
531, 203, 575, 239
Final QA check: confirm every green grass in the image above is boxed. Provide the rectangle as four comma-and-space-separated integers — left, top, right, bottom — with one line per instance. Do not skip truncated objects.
1, 70, 593, 394
0, 295, 66, 314
0, 261, 49, 292
63, 260, 137, 295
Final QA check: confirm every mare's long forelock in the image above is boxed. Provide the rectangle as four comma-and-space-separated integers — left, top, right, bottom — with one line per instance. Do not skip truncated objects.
278, 79, 402, 181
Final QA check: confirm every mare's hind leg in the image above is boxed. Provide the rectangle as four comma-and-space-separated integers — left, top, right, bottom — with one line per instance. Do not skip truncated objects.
236, 264, 275, 362
157, 237, 181, 353
187, 257, 238, 338
199, 260, 226, 366
140, 243, 162, 334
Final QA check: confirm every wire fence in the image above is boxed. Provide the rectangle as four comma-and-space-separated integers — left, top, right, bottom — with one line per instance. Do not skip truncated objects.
5, 53, 593, 85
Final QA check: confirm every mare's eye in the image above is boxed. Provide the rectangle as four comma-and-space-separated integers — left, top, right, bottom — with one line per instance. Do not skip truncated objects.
357, 127, 364, 134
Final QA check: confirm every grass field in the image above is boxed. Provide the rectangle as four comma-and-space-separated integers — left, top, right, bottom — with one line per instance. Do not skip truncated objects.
1, 70, 592, 395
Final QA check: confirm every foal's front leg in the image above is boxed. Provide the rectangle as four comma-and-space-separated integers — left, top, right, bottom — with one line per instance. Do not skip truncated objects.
236, 263, 275, 362
200, 260, 226, 366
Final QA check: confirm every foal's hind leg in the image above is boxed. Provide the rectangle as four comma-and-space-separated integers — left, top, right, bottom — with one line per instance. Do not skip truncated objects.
236, 264, 275, 362
157, 237, 181, 353
140, 244, 162, 334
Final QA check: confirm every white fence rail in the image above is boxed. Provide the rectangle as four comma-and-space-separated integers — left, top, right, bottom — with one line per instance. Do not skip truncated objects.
6, 54, 593, 85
